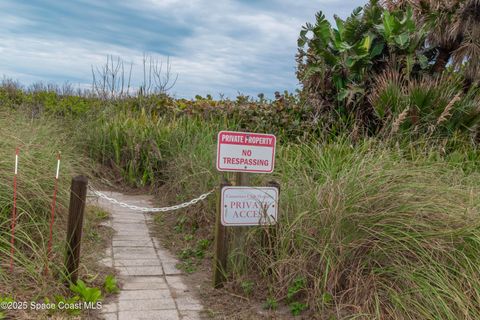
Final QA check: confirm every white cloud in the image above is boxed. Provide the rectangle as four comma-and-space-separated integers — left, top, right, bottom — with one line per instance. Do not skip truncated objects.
0, 0, 366, 98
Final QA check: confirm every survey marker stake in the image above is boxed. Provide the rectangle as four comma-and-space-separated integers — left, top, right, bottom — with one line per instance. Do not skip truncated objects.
10, 147, 19, 273
46, 151, 61, 274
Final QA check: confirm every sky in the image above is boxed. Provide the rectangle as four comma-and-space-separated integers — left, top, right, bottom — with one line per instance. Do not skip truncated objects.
0, 0, 365, 99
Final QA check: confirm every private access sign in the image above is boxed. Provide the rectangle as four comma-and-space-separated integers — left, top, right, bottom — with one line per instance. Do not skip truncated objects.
216, 131, 276, 173
221, 186, 278, 226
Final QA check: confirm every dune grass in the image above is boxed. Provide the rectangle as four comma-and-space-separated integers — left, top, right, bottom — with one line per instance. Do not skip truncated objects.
81, 108, 480, 318
252, 142, 480, 319
0, 113, 75, 282
0, 112, 113, 319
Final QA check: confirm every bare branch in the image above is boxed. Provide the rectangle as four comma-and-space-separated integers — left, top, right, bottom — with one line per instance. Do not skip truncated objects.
91, 53, 178, 99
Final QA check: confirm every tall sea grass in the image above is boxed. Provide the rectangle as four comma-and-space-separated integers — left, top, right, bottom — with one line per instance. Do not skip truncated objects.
0, 112, 86, 298
83, 108, 480, 318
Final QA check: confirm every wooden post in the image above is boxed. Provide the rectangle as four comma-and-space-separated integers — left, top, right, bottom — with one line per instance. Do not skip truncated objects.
213, 179, 231, 288
231, 172, 249, 268
235, 172, 249, 187
65, 175, 88, 284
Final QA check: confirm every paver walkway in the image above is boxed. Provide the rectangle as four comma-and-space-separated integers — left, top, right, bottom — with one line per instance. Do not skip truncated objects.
92, 191, 203, 320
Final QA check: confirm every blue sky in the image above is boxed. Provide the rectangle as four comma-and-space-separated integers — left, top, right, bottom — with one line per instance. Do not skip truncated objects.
0, 0, 365, 98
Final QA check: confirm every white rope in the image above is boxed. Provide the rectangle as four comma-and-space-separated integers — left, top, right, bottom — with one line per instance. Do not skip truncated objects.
88, 186, 214, 213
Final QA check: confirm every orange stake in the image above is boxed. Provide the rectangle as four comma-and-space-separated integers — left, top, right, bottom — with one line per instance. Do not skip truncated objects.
46, 152, 61, 274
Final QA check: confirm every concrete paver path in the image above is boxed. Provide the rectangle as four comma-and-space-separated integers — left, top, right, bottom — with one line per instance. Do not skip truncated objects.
93, 191, 203, 320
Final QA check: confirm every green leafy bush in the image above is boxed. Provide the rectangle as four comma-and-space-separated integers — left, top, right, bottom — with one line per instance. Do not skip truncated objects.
69, 280, 102, 303
297, 0, 479, 136
103, 275, 120, 294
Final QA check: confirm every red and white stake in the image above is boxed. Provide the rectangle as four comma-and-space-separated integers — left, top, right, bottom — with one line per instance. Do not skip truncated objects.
9, 147, 19, 272
46, 152, 61, 273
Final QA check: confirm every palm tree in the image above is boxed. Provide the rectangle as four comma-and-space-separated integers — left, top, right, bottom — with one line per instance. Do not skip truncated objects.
382, 0, 480, 82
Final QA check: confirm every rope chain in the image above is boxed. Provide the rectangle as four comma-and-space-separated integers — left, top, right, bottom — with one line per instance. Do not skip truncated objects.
88, 186, 215, 213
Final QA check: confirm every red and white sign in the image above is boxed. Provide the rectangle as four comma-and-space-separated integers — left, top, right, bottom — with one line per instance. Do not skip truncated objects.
221, 186, 278, 226
216, 131, 276, 173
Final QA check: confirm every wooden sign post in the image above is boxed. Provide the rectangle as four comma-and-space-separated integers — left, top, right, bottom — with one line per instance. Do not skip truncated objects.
232, 172, 249, 269
213, 130, 278, 288
213, 179, 231, 288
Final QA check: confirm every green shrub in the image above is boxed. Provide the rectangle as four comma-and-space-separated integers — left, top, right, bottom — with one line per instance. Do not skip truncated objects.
296, 0, 479, 136
86, 106, 480, 318
103, 275, 119, 294
70, 280, 102, 303
246, 141, 480, 318
370, 70, 480, 136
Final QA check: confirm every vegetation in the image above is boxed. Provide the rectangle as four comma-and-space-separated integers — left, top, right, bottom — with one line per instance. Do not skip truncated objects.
0, 0, 478, 319
0, 113, 115, 318
0, 112, 79, 282
79, 108, 480, 318
297, 0, 479, 136
385, 0, 480, 78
